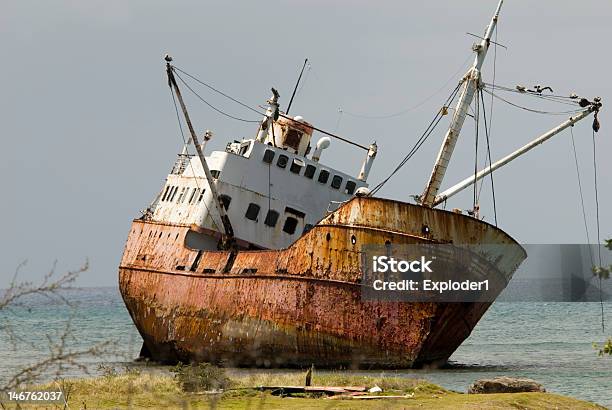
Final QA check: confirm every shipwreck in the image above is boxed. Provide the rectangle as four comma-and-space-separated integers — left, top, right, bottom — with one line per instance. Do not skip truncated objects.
119, 0, 602, 368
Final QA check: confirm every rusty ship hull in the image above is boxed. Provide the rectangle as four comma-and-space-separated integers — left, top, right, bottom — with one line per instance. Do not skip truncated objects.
119, 197, 525, 368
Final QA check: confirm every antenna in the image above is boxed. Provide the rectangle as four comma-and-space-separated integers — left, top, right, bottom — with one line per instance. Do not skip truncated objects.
286, 58, 309, 115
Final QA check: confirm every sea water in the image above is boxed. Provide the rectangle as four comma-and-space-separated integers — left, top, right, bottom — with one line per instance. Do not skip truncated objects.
1, 287, 610, 407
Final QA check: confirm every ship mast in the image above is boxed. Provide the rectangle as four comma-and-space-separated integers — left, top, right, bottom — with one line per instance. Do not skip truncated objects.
420, 0, 504, 207
165, 56, 235, 248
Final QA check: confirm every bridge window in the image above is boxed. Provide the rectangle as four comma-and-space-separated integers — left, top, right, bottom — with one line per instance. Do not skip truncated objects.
219, 194, 231, 210
161, 185, 171, 201
198, 189, 206, 203
177, 187, 187, 203
188, 188, 198, 204
264, 210, 279, 227
263, 149, 275, 164
318, 170, 330, 184
285, 206, 306, 218
304, 164, 316, 179
283, 217, 298, 234
169, 186, 179, 202
181, 188, 191, 203
331, 175, 343, 190
210, 170, 221, 179
345, 180, 357, 195
277, 154, 289, 169
239, 144, 249, 156
290, 159, 304, 174
245, 203, 260, 221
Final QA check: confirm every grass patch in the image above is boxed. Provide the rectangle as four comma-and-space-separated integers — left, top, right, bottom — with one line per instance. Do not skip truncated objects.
5, 367, 605, 409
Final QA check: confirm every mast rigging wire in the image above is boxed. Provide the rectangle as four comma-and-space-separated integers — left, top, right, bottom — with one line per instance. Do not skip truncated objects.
569, 127, 593, 265
479, 90, 498, 226
173, 65, 368, 150
341, 54, 473, 120
482, 88, 585, 116
169, 86, 223, 234
473, 89, 480, 211
592, 128, 604, 332
483, 83, 582, 107
174, 71, 260, 123
370, 82, 463, 195
173, 66, 264, 117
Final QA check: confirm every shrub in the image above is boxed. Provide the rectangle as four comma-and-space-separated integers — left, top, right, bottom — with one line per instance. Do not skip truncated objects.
171, 362, 230, 392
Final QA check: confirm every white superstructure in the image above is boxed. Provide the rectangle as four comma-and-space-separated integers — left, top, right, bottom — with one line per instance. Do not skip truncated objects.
149, 112, 371, 250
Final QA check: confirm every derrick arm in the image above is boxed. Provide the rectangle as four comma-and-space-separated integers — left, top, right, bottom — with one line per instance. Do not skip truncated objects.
433, 102, 602, 207
165, 57, 235, 247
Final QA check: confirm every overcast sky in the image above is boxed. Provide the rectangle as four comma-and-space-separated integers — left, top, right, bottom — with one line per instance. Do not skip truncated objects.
1, 0, 610, 288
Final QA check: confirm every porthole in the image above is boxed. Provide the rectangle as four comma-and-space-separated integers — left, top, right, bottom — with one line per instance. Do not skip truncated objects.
331, 175, 343, 190
263, 149, 275, 163
304, 164, 316, 179
318, 170, 330, 184
264, 210, 279, 227
283, 217, 298, 234
345, 180, 357, 195
277, 154, 289, 169
245, 203, 261, 221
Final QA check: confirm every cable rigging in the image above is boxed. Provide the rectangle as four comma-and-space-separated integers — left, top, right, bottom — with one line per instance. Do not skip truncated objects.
174, 71, 260, 123
172, 65, 370, 151
592, 127, 604, 332
479, 90, 498, 226
168, 85, 223, 234
370, 82, 463, 195
341, 54, 473, 120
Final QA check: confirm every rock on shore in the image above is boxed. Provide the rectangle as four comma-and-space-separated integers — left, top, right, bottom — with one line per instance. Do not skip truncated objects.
468, 377, 546, 394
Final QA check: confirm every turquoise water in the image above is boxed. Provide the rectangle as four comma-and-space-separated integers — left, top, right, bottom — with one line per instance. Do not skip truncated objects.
1, 287, 610, 407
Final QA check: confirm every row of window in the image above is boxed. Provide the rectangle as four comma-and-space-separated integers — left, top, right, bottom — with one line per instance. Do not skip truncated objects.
161, 185, 205, 205
160, 185, 310, 237
244, 202, 312, 235
262, 149, 357, 195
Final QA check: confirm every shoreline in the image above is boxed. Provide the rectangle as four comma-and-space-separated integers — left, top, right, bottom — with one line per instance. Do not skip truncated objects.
4, 369, 606, 409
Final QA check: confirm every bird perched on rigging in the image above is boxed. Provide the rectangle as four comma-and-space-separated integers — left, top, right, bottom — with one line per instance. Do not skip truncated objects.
164, 54, 173, 62
532, 84, 553, 94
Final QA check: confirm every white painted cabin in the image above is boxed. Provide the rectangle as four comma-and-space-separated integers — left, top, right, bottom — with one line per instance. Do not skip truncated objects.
148, 112, 376, 251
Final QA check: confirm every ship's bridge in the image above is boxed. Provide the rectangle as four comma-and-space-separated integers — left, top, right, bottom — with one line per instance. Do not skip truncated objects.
151, 137, 368, 250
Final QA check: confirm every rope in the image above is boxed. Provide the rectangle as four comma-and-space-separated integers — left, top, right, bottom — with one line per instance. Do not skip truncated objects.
482, 82, 580, 105
480, 90, 498, 226
174, 65, 368, 150
592, 128, 604, 332
173, 66, 265, 117
174, 71, 260, 123
482, 88, 584, 116
169, 87, 223, 234
473, 90, 480, 211
370, 82, 463, 195
569, 127, 593, 264
341, 54, 473, 120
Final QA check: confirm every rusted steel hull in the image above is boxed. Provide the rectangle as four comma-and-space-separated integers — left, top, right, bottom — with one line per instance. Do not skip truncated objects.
119, 197, 525, 368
